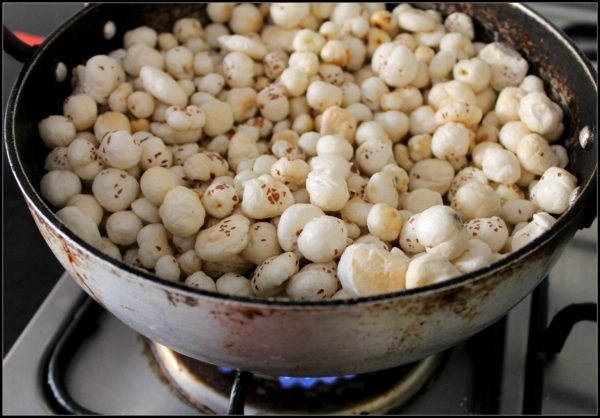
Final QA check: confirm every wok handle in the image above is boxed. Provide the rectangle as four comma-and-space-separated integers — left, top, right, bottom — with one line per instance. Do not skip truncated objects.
3, 25, 36, 63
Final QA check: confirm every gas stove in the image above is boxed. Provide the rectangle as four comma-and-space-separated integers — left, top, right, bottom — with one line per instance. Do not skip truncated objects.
2, 3, 597, 415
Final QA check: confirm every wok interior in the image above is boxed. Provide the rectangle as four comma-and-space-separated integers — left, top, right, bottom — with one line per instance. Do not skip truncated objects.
9, 3, 597, 297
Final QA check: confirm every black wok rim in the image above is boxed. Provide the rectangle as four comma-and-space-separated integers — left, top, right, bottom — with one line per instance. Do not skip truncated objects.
4, 3, 598, 309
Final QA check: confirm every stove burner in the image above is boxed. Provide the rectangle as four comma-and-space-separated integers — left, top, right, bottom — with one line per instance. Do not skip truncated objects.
150, 342, 448, 415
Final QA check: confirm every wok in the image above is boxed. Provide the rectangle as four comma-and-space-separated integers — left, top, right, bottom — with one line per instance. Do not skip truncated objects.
4, 3, 597, 377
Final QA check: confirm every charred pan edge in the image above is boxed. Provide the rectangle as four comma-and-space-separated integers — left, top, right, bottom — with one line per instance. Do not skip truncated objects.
4, 3, 597, 310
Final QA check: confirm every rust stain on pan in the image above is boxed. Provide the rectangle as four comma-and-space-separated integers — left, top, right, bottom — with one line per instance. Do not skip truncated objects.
234, 306, 267, 320
71, 269, 106, 309
164, 289, 199, 307
30, 208, 106, 307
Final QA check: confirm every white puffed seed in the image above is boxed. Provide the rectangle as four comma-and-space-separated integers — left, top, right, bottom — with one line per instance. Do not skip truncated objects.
482, 148, 521, 184
375, 43, 419, 87
257, 84, 290, 122
306, 170, 350, 211
124, 44, 165, 77
173, 18, 202, 43
518, 92, 564, 141
316, 135, 354, 160
402, 188, 443, 213
94, 112, 131, 143
367, 203, 404, 241
408, 134, 432, 161
99, 130, 142, 170
360, 76, 389, 111
444, 12, 475, 40
195, 214, 250, 262
241, 222, 282, 265
382, 164, 409, 195
277, 203, 324, 252
399, 213, 425, 254
56, 206, 102, 249
366, 171, 399, 208
251, 252, 299, 296
175, 249, 202, 276
465, 216, 509, 252
471, 142, 504, 168
286, 270, 339, 300
108, 83, 133, 113
100, 237, 122, 261
67, 138, 102, 181
44, 147, 71, 171
66, 194, 103, 226
431, 123, 471, 159
405, 253, 461, 289
154, 254, 181, 281
165, 46, 194, 80
39, 116, 77, 148
500, 199, 536, 225
306, 81, 343, 111
341, 197, 373, 228
92, 168, 139, 212
63, 94, 97, 130
229, 4, 263, 35
337, 244, 408, 296
452, 58, 491, 93
495, 87, 525, 124
293, 29, 325, 53
478, 42, 528, 90
452, 182, 501, 221
159, 186, 206, 237
355, 139, 394, 176
140, 166, 178, 206
320, 106, 358, 143
530, 167, 577, 214
81, 55, 125, 104
40, 170, 82, 208
289, 51, 320, 76
127, 91, 155, 119
414, 205, 463, 249
519, 75, 545, 93
124, 26, 157, 48
106, 211, 143, 245
374, 111, 409, 143
270, 3, 310, 29
222, 52, 255, 88
409, 158, 455, 194
131, 197, 161, 224
216, 274, 252, 297
270, 157, 310, 191
320, 40, 351, 67
409, 105, 439, 135
241, 175, 294, 219
510, 212, 557, 252
499, 121, 530, 153
452, 239, 494, 274
185, 271, 217, 291
279, 67, 309, 97
298, 215, 348, 263
201, 182, 239, 218
140, 66, 187, 107
516, 133, 559, 176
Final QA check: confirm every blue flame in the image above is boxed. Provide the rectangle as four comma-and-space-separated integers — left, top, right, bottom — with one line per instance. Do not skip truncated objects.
217, 367, 356, 389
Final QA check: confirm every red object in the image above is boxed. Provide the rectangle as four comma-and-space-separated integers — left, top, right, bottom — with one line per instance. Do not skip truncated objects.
14, 31, 45, 46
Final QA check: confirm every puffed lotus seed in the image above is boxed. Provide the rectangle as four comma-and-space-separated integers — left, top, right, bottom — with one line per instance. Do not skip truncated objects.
36, 4, 575, 298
